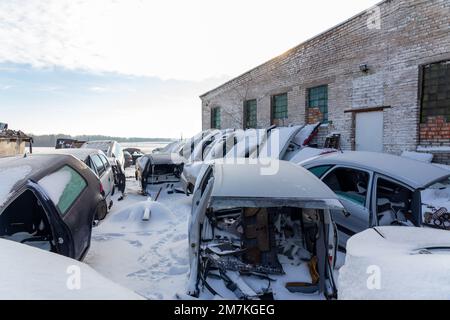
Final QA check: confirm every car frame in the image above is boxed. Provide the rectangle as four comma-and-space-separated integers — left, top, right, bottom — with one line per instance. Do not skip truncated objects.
187, 159, 344, 300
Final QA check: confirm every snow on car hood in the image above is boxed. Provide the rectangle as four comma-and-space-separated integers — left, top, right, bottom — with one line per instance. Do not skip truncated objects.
0, 238, 143, 300
339, 227, 450, 300
0, 165, 32, 209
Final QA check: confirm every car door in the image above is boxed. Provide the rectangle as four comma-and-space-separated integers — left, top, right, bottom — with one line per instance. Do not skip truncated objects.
90, 155, 109, 197
99, 154, 114, 197
371, 174, 416, 227
187, 167, 215, 296
320, 166, 372, 248
38, 165, 90, 259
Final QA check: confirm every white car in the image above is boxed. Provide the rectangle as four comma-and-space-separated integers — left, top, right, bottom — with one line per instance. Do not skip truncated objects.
0, 238, 143, 300
187, 159, 344, 300
339, 227, 450, 300
81, 140, 125, 173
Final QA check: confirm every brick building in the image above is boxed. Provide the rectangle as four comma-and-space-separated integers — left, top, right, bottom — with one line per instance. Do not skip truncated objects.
200, 0, 450, 164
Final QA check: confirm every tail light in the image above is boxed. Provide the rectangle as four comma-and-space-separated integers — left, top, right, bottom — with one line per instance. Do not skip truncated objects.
100, 183, 105, 197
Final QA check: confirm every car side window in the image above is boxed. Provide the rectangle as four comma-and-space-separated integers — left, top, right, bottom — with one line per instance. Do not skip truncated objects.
308, 165, 333, 178
200, 167, 213, 196
91, 155, 106, 177
375, 177, 415, 226
39, 166, 87, 216
323, 167, 370, 207
99, 155, 110, 169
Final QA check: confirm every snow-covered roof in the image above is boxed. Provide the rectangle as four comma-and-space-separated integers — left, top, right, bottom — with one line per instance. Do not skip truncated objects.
43, 148, 104, 162
301, 151, 450, 189
0, 239, 143, 300
210, 159, 343, 209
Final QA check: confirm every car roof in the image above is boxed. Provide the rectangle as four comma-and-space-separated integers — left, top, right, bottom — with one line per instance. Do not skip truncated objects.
301, 151, 450, 189
210, 159, 341, 207
44, 148, 104, 161
143, 153, 184, 165
0, 154, 85, 209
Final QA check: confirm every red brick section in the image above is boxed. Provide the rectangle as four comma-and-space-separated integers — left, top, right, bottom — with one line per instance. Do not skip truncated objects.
420, 116, 450, 144
306, 107, 323, 124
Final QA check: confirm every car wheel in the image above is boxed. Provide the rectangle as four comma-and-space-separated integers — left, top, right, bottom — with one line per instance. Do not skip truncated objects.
95, 201, 108, 221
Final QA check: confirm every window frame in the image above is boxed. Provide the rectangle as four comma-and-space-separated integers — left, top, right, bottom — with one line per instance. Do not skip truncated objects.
307, 85, 329, 123
271, 93, 288, 124
419, 60, 450, 124
243, 99, 257, 129
321, 165, 373, 209
43, 165, 89, 217
91, 154, 106, 178
371, 173, 416, 227
211, 107, 221, 129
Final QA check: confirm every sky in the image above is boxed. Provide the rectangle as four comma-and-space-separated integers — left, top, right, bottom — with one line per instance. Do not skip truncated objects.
0, 0, 381, 138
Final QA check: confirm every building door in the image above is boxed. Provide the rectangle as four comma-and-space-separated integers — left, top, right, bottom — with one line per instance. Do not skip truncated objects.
355, 111, 384, 152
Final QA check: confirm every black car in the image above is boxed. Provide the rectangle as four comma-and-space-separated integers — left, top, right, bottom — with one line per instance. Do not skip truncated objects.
124, 148, 144, 165
0, 154, 105, 261
135, 153, 184, 190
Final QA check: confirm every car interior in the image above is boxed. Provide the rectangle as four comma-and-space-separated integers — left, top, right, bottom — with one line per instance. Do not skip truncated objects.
198, 206, 330, 299
323, 168, 369, 206
375, 178, 415, 226
0, 189, 56, 252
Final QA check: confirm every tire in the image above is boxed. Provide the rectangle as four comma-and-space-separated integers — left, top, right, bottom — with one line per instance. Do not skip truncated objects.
95, 201, 108, 221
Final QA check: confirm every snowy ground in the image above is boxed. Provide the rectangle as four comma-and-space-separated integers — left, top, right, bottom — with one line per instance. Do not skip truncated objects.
85, 168, 192, 299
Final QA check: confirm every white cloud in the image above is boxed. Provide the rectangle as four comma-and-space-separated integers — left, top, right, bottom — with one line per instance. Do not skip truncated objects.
0, 0, 381, 81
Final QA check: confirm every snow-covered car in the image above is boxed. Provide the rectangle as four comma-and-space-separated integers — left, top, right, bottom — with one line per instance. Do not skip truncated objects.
339, 227, 450, 300
47, 148, 116, 219
187, 159, 345, 300
81, 140, 125, 179
0, 238, 143, 300
0, 154, 105, 260
299, 151, 450, 248
180, 130, 245, 194
135, 153, 184, 190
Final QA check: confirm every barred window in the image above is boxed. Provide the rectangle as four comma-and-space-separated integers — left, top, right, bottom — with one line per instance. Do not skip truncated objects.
244, 99, 257, 129
211, 107, 221, 129
421, 61, 450, 123
308, 85, 328, 123
271, 93, 288, 122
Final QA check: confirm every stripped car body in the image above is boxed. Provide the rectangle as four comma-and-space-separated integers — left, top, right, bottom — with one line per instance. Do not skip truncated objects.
135, 153, 185, 190
187, 160, 343, 300
300, 151, 450, 248
0, 154, 104, 260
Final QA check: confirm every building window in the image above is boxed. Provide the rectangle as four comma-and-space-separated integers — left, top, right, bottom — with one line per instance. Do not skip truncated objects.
308, 85, 328, 123
244, 99, 257, 129
211, 107, 221, 129
271, 93, 288, 124
421, 61, 450, 123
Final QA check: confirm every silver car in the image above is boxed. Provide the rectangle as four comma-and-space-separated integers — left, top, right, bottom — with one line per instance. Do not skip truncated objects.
300, 151, 450, 249
187, 159, 344, 300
